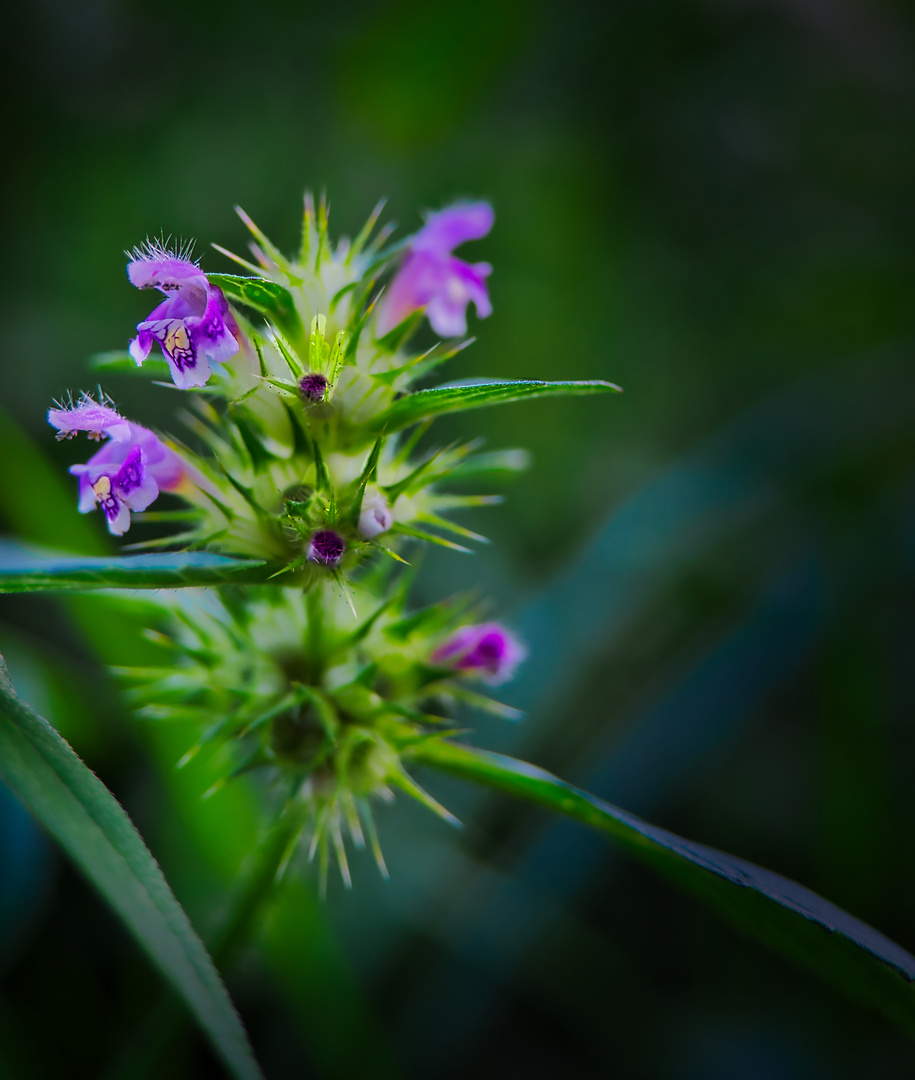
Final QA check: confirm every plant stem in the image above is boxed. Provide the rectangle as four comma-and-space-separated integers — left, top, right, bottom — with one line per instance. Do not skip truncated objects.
209, 796, 307, 968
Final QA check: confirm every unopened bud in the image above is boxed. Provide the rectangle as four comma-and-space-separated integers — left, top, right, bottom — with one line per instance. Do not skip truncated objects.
308, 529, 345, 566
299, 372, 328, 403
358, 491, 393, 539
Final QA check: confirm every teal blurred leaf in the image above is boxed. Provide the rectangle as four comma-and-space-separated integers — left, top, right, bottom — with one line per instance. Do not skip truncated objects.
0, 657, 264, 1080
371, 379, 622, 433
209, 274, 307, 346
0, 548, 271, 593
415, 739, 915, 1036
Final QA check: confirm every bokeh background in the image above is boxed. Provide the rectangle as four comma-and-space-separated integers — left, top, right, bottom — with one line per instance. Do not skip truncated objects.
2, 0, 915, 1076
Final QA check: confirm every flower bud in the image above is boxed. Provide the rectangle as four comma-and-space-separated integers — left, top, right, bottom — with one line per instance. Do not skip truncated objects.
346, 736, 400, 796
299, 372, 328, 403
432, 622, 525, 685
358, 490, 393, 539
307, 529, 345, 566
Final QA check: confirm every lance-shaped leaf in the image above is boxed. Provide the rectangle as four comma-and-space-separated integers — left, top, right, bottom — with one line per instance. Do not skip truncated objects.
0, 658, 264, 1080
370, 379, 622, 434
0, 549, 272, 593
413, 740, 915, 1036
208, 273, 307, 348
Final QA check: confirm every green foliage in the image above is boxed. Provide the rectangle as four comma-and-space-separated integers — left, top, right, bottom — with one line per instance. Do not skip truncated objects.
0, 551, 271, 593
370, 378, 622, 433
89, 351, 171, 378
415, 740, 915, 1036
208, 274, 307, 350
0, 656, 263, 1080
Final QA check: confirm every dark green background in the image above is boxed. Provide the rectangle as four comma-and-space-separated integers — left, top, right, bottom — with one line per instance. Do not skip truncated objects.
2, 1, 915, 1076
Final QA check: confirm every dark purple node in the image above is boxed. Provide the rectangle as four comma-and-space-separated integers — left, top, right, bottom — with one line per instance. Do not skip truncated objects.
299, 373, 328, 403
308, 529, 345, 566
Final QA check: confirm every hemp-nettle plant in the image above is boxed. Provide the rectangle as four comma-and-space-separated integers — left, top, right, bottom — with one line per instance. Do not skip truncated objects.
48, 195, 615, 888
2, 190, 913, 1080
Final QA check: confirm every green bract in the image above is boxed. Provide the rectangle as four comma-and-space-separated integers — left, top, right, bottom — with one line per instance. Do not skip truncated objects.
115, 575, 515, 889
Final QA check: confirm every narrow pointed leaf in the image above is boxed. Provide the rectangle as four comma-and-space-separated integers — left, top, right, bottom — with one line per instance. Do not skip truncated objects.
371, 379, 622, 434
446, 448, 532, 480
347, 434, 385, 526
414, 740, 915, 1037
0, 658, 263, 1080
0, 549, 272, 593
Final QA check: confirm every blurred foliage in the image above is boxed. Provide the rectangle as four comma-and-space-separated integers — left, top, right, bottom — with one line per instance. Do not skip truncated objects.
2, 0, 915, 1077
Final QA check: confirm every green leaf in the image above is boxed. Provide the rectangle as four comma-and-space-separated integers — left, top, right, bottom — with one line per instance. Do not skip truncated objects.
374, 309, 425, 353
0, 657, 264, 1080
370, 379, 622, 433
0, 549, 272, 593
446, 448, 532, 480
347, 434, 385, 527
89, 351, 171, 378
208, 274, 307, 347
414, 740, 915, 1036
390, 523, 472, 553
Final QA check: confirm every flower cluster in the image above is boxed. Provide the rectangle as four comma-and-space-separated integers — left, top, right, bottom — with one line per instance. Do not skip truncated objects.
50, 192, 617, 887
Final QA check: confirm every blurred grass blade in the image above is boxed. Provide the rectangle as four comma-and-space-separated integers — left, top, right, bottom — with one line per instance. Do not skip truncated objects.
413, 739, 915, 1035
370, 379, 622, 433
0, 549, 272, 593
0, 657, 264, 1080
208, 273, 307, 346
89, 351, 172, 378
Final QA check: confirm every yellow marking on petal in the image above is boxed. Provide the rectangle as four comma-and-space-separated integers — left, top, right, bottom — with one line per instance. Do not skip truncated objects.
92, 475, 111, 498
164, 324, 190, 354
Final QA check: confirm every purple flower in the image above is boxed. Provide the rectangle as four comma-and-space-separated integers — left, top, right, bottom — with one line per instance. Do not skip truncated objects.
432, 622, 525, 685
376, 202, 494, 339
299, 372, 328, 403
69, 423, 185, 536
48, 394, 132, 443
308, 529, 346, 566
127, 244, 240, 389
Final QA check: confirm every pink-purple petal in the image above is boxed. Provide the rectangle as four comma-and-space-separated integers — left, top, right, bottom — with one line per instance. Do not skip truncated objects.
127, 253, 209, 292
129, 332, 154, 365
413, 202, 495, 254
424, 258, 493, 338
377, 201, 494, 338
68, 422, 185, 535
432, 622, 525, 685
47, 400, 132, 443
